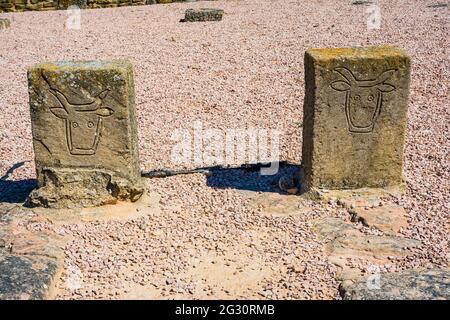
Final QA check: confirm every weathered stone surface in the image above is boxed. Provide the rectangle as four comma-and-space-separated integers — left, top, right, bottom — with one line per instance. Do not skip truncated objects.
329, 233, 421, 261
340, 269, 450, 300
0, 216, 64, 300
28, 60, 144, 208
427, 3, 448, 8
184, 8, 223, 22
249, 192, 311, 217
0, 254, 60, 300
0, 0, 150, 13
313, 217, 421, 282
0, 207, 66, 258
313, 217, 361, 241
351, 0, 373, 5
314, 217, 420, 261
350, 204, 409, 234
0, 202, 66, 300
302, 185, 404, 204
58, 0, 88, 9
302, 46, 411, 191
0, 17, 10, 29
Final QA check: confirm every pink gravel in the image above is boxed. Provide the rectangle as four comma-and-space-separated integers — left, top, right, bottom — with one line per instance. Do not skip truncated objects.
0, 0, 448, 299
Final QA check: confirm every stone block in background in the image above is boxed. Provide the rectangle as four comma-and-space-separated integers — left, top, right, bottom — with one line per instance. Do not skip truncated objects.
301, 46, 411, 191
184, 8, 223, 22
0, 17, 10, 29
27, 60, 144, 208
57, 0, 88, 9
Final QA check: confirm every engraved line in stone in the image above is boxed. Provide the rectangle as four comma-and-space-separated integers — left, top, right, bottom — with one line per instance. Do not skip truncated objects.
34, 138, 52, 155
330, 67, 397, 133
42, 71, 114, 155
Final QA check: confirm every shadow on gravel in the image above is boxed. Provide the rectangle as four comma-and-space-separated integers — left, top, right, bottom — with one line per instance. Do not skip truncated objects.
207, 162, 300, 193
0, 179, 36, 204
0, 161, 36, 204
142, 162, 302, 193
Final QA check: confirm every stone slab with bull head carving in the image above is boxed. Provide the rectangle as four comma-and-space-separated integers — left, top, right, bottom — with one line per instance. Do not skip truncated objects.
301, 46, 411, 191
27, 60, 144, 208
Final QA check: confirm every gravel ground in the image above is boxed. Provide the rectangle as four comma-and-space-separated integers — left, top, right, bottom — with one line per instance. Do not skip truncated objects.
0, 0, 449, 299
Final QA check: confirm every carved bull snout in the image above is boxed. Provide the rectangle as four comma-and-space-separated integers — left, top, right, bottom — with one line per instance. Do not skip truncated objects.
331, 68, 396, 133
48, 88, 114, 155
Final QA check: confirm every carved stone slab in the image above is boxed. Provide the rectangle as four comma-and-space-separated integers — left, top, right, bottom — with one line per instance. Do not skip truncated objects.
302, 46, 411, 190
28, 60, 143, 208
184, 8, 224, 22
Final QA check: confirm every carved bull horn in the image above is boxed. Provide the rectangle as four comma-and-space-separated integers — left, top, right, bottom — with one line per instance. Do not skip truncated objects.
358, 69, 397, 88
73, 89, 111, 112
334, 67, 357, 85
331, 68, 397, 93
42, 72, 76, 116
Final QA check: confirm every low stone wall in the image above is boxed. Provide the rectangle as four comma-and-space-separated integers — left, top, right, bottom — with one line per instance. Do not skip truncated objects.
0, 0, 184, 13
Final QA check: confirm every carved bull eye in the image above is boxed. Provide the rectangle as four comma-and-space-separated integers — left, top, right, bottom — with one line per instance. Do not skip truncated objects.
367, 94, 375, 101
87, 121, 94, 128
354, 95, 361, 101
72, 122, 79, 128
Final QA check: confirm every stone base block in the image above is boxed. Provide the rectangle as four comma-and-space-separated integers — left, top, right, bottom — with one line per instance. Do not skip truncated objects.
28, 168, 144, 209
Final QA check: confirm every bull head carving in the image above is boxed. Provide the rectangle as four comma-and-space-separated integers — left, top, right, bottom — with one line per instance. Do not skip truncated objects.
330, 67, 396, 133
43, 73, 114, 155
